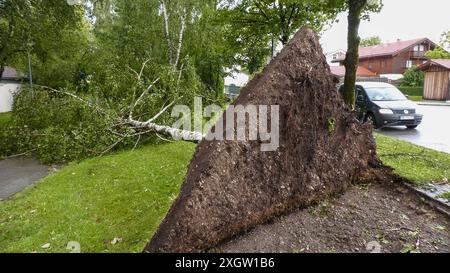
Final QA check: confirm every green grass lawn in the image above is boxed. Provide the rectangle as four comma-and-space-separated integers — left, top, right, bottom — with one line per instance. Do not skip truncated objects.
0, 141, 196, 253
409, 96, 423, 102
1, 133, 448, 253
375, 133, 450, 185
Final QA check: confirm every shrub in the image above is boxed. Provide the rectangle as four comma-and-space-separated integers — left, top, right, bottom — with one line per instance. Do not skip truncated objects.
400, 66, 424, 87
0, 87, 128, 164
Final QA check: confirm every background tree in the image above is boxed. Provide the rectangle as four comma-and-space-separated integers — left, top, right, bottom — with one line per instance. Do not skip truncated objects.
219, 0, 342, 74
360, 35, 381, 47
0, 0, 83, 81
340, 0, 383, 108
426, 30, 450, 59
88, 0, 235, 99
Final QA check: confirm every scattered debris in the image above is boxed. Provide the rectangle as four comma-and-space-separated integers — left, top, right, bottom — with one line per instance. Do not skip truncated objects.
218, 182, 450, 253
41, 243, 51, 249
111, 237, 123, 245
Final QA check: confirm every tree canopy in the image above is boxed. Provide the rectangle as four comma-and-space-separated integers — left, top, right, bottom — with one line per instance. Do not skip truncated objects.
360, 35, 381, 47
426, 30, 450, 59
0, 0, 84, 79
218, 0, 344, 73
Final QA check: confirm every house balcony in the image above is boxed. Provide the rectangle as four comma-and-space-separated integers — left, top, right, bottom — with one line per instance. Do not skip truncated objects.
410, 51, 427, 58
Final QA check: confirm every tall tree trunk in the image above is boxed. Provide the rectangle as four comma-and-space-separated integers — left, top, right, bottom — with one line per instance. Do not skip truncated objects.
161, 0, 173, 66
342, 0, 367, 108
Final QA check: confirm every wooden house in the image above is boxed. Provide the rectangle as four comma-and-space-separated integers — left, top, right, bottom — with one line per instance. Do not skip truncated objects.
419, 59, 450, 101
333, 38, 437, 75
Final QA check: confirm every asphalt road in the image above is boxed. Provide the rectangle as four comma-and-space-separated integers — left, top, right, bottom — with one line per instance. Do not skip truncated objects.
379, 105, 450, 154
0, 158, 49, 200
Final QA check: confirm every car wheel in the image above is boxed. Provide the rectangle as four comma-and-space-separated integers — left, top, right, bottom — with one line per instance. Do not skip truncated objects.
406, 125, 418, 129
365, 113, 379, 129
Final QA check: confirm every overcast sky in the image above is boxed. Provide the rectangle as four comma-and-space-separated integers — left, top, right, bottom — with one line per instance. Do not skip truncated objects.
320, 0, 450, 53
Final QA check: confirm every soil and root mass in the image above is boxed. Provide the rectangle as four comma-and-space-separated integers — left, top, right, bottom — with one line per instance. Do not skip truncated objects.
145, 27, 384, 253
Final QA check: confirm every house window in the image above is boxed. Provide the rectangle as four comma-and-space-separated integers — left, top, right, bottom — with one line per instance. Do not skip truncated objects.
414, 45, 425, 52
406, 60, 413, 68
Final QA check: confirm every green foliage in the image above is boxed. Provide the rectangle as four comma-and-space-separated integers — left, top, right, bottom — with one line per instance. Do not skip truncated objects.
0, 87, 127, 164
0, 141, 196, 253
438, 192, 450, 201
400, 66, 424, 87
437, 30, 450, 51
89, 0, 231, 97
398, 86, 423, 97
219, 0, 345, 74
426, 47, 450, 59
0, 112, 11, 128
426, 30, 450, 59
309, 200, 333, 218
360, 36, 381, 47
408, 96, 422, 102
0, 0, 84, 83
327, 117, 336, 133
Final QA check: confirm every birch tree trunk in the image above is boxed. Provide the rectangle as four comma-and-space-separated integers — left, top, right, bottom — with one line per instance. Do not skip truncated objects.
174, 9, 187, 68
128, 119, 203, 141
161, 0, 173, 65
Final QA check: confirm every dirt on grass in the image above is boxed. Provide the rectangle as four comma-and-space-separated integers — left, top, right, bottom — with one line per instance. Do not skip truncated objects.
217, 179, 450, 253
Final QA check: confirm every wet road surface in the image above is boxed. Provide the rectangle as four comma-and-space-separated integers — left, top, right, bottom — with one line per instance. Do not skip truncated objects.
379, 105, 450, 154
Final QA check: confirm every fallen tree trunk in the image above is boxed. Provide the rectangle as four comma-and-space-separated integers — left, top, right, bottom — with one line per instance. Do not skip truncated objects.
145, 27, 382, 253
127, 118, 203, 142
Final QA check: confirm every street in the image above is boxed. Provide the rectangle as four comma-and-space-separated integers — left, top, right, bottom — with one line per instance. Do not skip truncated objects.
379, 105, 450, 154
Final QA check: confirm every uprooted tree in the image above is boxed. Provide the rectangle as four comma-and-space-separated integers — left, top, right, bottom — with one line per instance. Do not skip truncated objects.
144, 27, 383, 253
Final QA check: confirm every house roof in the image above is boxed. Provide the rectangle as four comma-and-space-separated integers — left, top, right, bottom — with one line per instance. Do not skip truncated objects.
333, 38, 437, 61
419, 59, 450, 71
330, 66, 377, 77
325, 49, 346, 56
1, 67, 24, 81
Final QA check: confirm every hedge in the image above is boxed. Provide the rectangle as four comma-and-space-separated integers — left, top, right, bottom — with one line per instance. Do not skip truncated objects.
398, 86, 423, 97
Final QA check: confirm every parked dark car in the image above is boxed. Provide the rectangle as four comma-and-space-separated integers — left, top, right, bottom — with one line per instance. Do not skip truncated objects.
340, 82, 423, 129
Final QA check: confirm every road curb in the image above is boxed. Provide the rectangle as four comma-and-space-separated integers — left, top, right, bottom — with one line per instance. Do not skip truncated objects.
401, 182, 450, 219
418, 102, 450, 107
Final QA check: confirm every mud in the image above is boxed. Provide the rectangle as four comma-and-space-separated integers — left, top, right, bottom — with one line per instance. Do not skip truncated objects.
145, 27, 382, 253
218, 180, 450, 253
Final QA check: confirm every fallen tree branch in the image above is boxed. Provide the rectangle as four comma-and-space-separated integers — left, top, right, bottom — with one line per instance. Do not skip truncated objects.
129, 77, 160, 120
127, 119, 203, 142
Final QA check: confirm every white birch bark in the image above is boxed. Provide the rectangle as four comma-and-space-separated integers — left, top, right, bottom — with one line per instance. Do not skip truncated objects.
161, 0, 173, 65
174, 8, 187, 68
128, 119, 203, 141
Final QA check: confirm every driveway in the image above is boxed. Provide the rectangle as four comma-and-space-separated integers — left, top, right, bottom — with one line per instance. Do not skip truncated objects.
0, 158, 49, 200
379, 105, 450, 154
